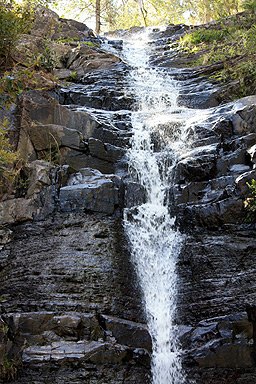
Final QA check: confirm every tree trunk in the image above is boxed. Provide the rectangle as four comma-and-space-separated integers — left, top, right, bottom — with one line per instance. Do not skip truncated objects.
96, 0, 100, 34
138, 0, 147, 27
204, 0, 211, 23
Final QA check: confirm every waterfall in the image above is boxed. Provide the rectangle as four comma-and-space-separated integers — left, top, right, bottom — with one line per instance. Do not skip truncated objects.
122, 31, 193, 384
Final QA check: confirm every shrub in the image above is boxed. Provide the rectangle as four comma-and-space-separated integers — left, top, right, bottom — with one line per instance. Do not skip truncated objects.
38, 41, 57, 72
0, 1, 33, 67
0, 119, 20, 186
242, 0, 256, 13
180, 28, 226, 47
244, 179, 256, 222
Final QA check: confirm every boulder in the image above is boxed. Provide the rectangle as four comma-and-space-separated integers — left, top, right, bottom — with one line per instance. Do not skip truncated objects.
17, 91, 112, 162
125, 182, 147, 208
22, 339, 148, 368
100, 315, 152, 351
232, 105, 256, 136
63, 45, 121, 76
176, 197, 244, 228
59, 168, 122, 214
14, 36, 71, 69
4, 312, 102, 346
28, 124, 85, 151
0, 198, 34, 224
88, 138, 123, 163
30, 5, 60, 38
175, 153, 217, 182
23, 160, 56, 197
194, 342, 254, 368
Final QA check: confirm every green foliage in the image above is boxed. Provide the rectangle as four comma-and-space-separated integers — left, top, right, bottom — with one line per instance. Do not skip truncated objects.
0, 1, 33, 66
83, 41, 95, 47
42, 144, 61, 164
181, 0, 242, 24
0, 59, 56, 109
181, 28, 227, 45
0, 69, 31, 106
39, 134, 62, 164
53, 0, 185, 32
38, 41, 57, 71
241, 0, 256, 12
0, 354, 21, 382
69, 71, 78, 81
244, 179, 256, 222
177, 18, 256, 99
0, 119, 19, 186
15, 173, 30, 195
55, 36, 79, 44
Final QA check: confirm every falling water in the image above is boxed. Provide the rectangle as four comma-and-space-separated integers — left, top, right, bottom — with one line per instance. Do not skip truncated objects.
122, 31, 194, 384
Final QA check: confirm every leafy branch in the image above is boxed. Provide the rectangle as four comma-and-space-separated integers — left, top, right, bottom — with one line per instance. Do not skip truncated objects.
244, 179, 256, 222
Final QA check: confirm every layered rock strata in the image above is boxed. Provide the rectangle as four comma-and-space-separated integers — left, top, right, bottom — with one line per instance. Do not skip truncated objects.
1, 10, 256, 384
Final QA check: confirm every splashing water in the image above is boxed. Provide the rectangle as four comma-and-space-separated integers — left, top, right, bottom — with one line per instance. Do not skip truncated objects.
122, 31, 194, 384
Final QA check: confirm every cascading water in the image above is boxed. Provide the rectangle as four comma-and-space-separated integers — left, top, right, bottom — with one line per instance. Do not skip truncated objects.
121, 31, 195, 384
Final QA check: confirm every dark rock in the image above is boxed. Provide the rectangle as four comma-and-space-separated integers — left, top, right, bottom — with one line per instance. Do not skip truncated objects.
232, 104, 256, 136
213, 117, 234, 140
58, 63, 133, 111
59, 168, 122, 214
176, 197, 244, 228
246, 304, 256, 344
175, 152, 217, 182
195, 343, 254, 368
88, 138, 124, 163
3, 16, 256, 384
30, 5, 60, 38
108, 40, 123, 50
125, 182, 146, 208
0, 212, 144, 320
21, 340, 134, 365
63, 44, 121, 76
28, 124, 85, 151
4, 312, 102, 347
177, 232, 256, 323
100, 315, 152, 351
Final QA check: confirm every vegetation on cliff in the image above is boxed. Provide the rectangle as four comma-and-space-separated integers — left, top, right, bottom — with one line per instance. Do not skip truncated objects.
0, 2, 56, 187
244, 179, 256, 222
0, 0, 32, 67
0, 119, 20, 187
0, 0, 256, 201
175, 11, 256, 101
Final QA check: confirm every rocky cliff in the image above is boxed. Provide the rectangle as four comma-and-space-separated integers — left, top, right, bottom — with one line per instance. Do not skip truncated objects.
0, 6, 256, 384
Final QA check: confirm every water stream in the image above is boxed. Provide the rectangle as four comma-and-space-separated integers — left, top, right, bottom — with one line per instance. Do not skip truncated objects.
121, 31, 195, 384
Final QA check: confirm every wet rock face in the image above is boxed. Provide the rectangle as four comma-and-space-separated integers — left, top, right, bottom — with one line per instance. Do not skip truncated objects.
170, 97, 256, 229
146, 26, 256, 383
0, 212, 149, 383
147, 28, 256, 229
1, 19, 256, 384
4, 311, 150, 384
0, 213, 143, 320
59, 168, 123, 214
58, 62, 133, 111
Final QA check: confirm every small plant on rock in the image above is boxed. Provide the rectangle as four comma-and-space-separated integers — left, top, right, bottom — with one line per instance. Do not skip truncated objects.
38, 40, 57, 72
0, 1, 33, 67
0, 119, 20, 187
244, 179, 256, 222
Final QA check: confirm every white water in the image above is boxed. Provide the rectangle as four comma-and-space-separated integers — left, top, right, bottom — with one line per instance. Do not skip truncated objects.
122, 31, 195, 384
